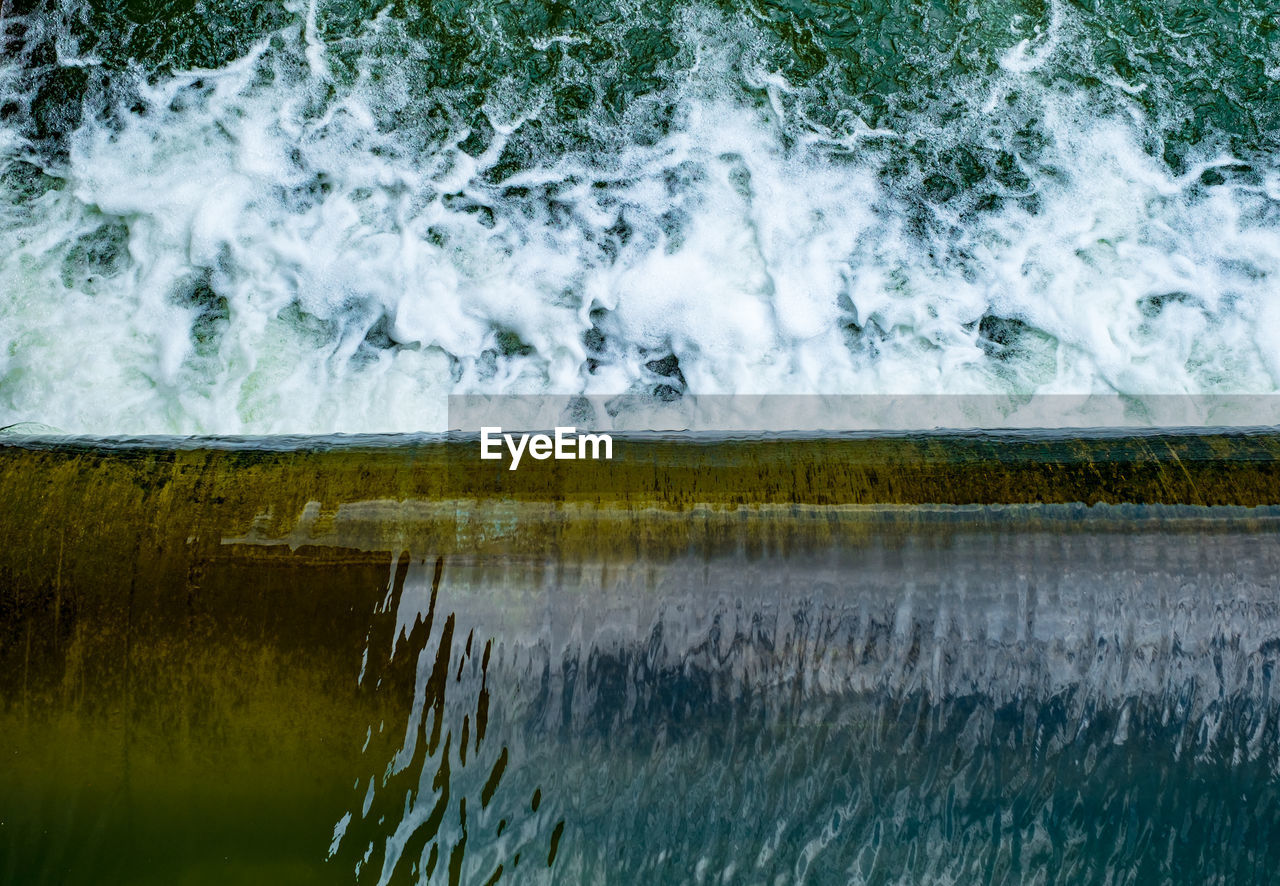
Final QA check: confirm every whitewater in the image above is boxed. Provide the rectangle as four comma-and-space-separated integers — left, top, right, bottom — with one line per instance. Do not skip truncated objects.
1, 0, 1278, 433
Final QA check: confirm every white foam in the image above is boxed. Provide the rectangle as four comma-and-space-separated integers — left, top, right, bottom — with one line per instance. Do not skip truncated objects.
1, 7, 1278, 434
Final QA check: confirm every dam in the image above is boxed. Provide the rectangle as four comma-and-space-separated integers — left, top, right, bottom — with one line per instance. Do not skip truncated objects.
3, 432, 1279, 884
4, 0, 1279, 878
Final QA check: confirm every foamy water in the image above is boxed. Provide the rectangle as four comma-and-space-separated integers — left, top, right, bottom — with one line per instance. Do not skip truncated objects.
1, 0, 1278, 433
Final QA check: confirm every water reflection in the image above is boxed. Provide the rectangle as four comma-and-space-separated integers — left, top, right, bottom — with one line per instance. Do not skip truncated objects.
330, 553, 561, 884
331, 528, 1280, 884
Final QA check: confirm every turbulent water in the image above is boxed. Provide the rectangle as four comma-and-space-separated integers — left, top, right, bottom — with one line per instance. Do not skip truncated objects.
328, 521, 1280, 885
0, 0, 1278, 432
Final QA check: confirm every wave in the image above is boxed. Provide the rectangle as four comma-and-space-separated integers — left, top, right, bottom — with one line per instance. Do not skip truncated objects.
1, 0, 1277, 432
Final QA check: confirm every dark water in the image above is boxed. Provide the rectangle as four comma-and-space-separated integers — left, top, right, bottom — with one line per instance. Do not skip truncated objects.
9, 0, 1276, 160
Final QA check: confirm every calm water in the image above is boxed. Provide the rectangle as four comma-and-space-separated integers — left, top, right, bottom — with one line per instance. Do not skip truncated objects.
4, 444, 1280, 883
328, 522, 1280, 884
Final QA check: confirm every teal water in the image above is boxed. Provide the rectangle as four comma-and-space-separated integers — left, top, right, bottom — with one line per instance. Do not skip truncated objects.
0, 0, 1278, 432
329, 529, 1280, 885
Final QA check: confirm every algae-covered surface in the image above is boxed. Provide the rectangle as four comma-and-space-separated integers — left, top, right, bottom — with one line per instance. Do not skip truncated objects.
3, 433, 1280, 883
